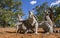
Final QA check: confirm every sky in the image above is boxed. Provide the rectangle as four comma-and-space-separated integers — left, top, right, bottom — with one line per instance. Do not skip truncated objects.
20, 0, 56, 19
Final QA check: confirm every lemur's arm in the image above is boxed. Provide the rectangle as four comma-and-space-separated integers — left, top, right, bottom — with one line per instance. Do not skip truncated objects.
32, 17, 36, 25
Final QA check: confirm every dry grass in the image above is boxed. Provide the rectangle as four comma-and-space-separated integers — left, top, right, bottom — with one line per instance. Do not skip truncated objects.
0, 27, 60, 38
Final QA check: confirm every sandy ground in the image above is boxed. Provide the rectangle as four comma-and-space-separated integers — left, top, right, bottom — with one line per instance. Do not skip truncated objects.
0, 27, 60, 38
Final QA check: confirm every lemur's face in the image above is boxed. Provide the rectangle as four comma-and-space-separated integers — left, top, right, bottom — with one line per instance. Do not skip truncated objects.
29, 11, 34, 18
45, 10, 49, 15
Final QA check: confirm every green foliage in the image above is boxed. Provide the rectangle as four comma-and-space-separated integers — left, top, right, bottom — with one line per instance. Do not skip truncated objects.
0, 0, 23, 27
53, 6, 60, 23
38, 15, 43, 21
35, 2, 49, 21
10, 23, 15, 27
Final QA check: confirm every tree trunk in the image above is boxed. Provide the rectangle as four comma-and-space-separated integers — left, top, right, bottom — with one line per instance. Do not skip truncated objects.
3, 20, 7, 28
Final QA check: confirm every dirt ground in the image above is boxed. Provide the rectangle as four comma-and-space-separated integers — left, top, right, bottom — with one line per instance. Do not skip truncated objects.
0, 27, 60, 38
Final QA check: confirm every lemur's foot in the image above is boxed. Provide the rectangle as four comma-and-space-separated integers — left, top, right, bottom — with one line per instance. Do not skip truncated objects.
45, 32, 50, 35
35, 32, 39, 35
24, 30, 28, 34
